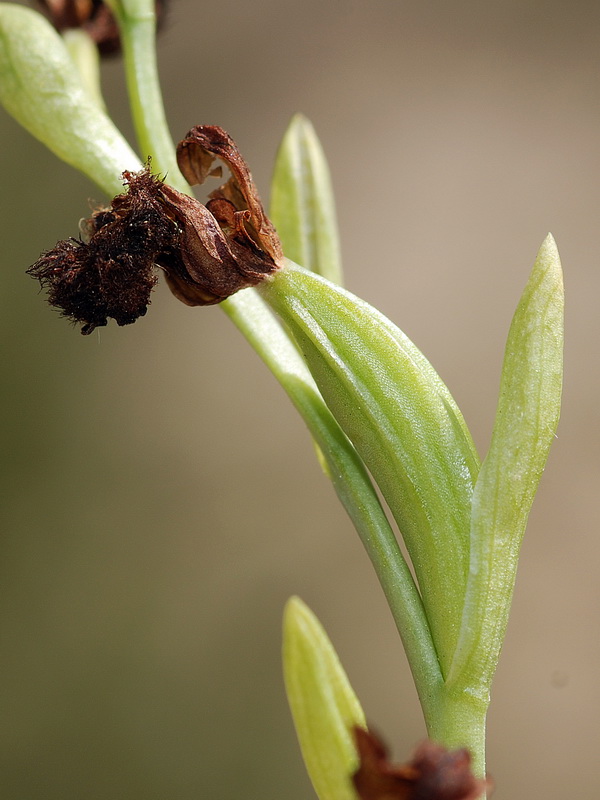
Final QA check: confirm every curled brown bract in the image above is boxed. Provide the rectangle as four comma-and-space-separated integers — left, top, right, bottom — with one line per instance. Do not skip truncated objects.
352, 728, 490, 800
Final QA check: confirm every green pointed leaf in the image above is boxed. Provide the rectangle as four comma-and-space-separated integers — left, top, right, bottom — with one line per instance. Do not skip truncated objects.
263, 265, 480, 674
447, 234, 564, 699
271, 114, 343, 285
0, 4, 141, 197
283, 596, 364, 800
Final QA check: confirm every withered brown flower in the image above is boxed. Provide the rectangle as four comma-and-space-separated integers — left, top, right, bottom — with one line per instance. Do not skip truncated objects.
34, 1, 168, 54
28, 126, 283, 334
352, 727, 490, 800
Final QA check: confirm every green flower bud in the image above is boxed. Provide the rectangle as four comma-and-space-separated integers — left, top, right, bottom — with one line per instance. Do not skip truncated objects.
271, 114, 343, 285
283, 597, 365, 800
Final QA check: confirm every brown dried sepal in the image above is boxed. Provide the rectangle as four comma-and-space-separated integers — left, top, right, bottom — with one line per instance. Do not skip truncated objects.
352, 727, 489, 800
28, 169, 174, 334
156, 182, 282, 306
35, 1, 168, 55
177, 125, 284, 265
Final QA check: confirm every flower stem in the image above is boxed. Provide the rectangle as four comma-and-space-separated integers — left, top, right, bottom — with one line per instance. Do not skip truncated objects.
427, 687, 488, 786
113, 1, 188, 191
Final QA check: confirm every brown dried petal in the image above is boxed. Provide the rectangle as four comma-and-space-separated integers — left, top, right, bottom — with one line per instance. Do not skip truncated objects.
176, 125, 283, 264
157, 183, 280, 306
352, 728, 489, 800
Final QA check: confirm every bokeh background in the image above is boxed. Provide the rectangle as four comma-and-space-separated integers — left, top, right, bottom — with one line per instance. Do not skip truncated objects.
1, 1, 599, 797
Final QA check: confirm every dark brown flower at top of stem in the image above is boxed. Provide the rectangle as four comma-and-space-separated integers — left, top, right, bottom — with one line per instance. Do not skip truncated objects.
28, 126, 283, 334
352, 727, 490, 800
34, 1, 168, 55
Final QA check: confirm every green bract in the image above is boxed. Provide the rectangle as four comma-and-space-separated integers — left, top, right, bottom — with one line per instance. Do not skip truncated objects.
447, 234, 564, 699
0, 4, 141, 196
262, 264, 480, 675
283, 596, 364, 800
271, 114, 343, 285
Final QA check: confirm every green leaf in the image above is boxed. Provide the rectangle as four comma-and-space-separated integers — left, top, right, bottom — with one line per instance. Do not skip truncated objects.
0, 4, 141, 197
271, 114, 343, 285
262, 264, 480, 674
447, 234, 564, 699
283, 596, 364, 800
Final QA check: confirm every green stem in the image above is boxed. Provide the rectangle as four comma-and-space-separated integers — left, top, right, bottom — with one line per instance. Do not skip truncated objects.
113, 2, 189, 191
431, 688, 488, 781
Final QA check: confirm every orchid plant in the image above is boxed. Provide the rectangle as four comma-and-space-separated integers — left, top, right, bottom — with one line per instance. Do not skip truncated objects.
0, 2, 564, 798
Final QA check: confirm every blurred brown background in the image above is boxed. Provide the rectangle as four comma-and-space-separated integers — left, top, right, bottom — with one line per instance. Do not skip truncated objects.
1, 1, 599, 797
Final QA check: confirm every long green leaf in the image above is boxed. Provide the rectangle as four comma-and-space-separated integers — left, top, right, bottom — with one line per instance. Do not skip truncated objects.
447, 234, 564, 699
261, 264, 480, 674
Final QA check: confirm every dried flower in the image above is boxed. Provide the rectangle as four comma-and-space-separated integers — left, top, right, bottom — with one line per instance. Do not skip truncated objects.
352, 728, 489, 800
28, 126, 283, 333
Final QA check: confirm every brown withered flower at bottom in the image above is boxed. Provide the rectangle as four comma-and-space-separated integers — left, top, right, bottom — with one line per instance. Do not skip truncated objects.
352, 727, 490, 800
28, 126, 284, 334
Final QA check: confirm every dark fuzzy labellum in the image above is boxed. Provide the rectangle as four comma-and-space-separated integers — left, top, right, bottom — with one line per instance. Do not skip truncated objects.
28, 170, 174, 334
352, 728, 489, 800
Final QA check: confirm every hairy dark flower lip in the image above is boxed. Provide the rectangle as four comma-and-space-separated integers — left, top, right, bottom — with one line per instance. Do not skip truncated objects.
27, 126, 283, 333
